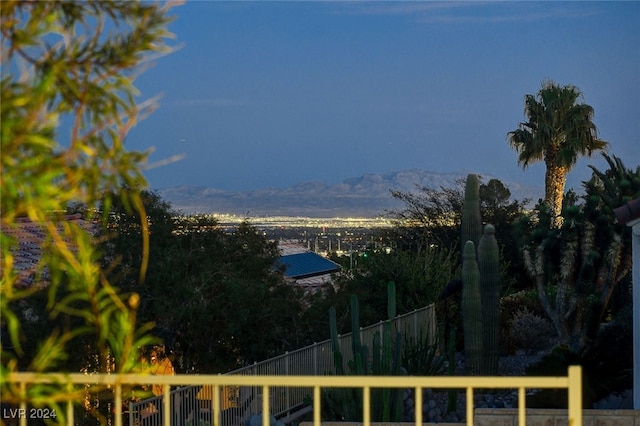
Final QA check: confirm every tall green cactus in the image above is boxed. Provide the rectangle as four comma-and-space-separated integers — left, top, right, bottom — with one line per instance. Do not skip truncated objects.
460, 174, 502, 375
461, 240, 483, 375
478, 224, 500, 375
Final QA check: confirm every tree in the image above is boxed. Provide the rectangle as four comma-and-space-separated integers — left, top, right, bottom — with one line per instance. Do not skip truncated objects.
520, 154, 638, 352
104, 190, 305, 373
329, 246, 458, 330
507, 80, 608, 227
1, 1, 176, 420
388, 182, 463, 253
583, 153, 640, 313
388, 178, 531, 290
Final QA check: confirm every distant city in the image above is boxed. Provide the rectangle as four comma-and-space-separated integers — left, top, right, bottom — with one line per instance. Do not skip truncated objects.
212, 213, 394, 256
161, 169, 543, 257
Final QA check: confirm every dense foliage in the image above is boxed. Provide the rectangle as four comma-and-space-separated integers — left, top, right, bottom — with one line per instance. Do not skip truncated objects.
104, 190, 304, 373
518, 154, 638, 352
1, 1, 176, 420
327, 246, 457, 332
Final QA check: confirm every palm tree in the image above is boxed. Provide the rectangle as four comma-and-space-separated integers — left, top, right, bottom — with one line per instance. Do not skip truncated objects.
507, 80, 608, 227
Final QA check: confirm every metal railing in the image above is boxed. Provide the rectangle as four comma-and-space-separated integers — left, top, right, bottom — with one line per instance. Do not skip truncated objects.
130, 304, 436, 425
5, 367, 583, 426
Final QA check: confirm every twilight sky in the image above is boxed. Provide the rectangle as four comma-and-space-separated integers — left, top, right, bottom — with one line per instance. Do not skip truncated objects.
128, 1, 640, 193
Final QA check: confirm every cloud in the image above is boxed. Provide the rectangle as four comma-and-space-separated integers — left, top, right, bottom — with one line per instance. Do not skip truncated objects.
164, 98, 264, 108
333, 1, 602, 25
335, 1, 485, 16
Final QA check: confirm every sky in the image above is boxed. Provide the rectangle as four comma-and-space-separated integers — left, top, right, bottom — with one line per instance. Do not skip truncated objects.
128, 1, 640, 193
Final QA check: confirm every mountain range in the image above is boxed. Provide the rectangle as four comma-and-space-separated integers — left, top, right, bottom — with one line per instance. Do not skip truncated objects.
157, 169, 544, 218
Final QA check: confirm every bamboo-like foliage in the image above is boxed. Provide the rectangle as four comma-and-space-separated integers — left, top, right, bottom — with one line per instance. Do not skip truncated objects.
1, 2, 178, 421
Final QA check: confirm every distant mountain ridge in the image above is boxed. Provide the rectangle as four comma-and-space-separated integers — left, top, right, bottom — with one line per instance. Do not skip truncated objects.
157, 169, 543, 217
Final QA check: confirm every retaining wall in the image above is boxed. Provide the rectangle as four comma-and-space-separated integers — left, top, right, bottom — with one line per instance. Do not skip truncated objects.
302, 409, 640, 426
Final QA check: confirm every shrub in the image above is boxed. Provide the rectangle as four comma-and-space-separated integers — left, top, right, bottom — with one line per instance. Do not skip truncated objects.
509, 307, 556, 354
402, 328, 447, 376
499, 291, 545, 355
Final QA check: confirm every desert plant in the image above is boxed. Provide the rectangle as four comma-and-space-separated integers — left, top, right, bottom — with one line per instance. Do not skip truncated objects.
402, 328, 446, 376
477, 224, 501, 374
523, 209, 629, 353
324, 282, 404, 422
461, 175, 483, 251
461, 241, 483, 375
509, 307, 556, 354
459, 174, 502, 375
526, 305, 632, 409
519, 153, 638, 353
499, 291, 545, 355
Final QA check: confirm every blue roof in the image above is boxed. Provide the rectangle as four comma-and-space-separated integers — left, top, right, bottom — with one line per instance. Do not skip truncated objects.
278, 252, 341, 279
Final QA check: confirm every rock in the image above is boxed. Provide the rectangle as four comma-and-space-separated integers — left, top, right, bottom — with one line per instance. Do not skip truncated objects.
446, 411, 460, 423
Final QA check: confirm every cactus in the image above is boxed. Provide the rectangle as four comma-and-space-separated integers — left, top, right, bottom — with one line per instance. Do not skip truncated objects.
461, 173, 482, 253
349, 295, 367, 375
325, 281, 403, 422
461, 241, 483, 375
460, 174, 502, 375
478, 224, 500, 375
375, 281, 403, 421
329, 306, 345, 375
446, 325, 458, 413
327, 304, 361, 419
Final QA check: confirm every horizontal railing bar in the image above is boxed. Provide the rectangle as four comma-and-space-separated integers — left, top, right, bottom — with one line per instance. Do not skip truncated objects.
7, 372, 572, 388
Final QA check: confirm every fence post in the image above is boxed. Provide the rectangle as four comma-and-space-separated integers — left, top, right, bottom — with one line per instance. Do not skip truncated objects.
568, 365, 582, 426
313, 343, 318, 376
285, 352, 290, 417
163, 384, 171, 426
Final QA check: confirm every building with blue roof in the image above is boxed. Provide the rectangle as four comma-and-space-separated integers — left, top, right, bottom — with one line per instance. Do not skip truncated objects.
276, 245, 342, 293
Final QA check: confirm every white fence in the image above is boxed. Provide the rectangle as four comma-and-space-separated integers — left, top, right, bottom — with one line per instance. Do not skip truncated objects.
129, 304, 436, 426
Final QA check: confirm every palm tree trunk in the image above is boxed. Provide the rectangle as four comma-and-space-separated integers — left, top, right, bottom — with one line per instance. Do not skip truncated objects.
544, 161, 567, 228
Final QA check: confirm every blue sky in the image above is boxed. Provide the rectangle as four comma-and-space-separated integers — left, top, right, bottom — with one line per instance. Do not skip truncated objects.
129, 1, 640, 193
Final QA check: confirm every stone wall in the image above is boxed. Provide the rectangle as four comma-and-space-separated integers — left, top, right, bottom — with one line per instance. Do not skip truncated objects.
301, 409, 640, 426
475, 408, 640, 426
